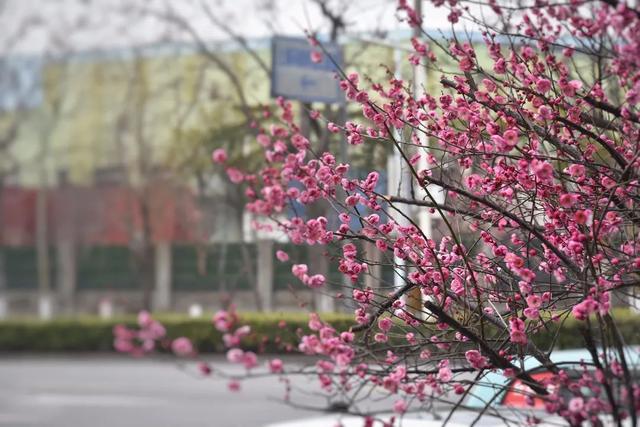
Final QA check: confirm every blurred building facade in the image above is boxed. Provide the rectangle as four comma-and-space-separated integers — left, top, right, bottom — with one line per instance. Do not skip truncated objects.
0, 35, 417, 317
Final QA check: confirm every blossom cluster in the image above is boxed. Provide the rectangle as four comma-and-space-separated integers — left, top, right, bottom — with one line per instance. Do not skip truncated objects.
116, 0, 640, 424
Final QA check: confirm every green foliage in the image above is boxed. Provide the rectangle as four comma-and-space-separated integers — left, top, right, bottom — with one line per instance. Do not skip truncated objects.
0, 309, 637, 353
533, 309, 640, 351
0, 312, 353, 353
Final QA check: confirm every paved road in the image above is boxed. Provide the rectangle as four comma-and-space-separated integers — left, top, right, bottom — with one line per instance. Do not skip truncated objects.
0, 355, 338, 427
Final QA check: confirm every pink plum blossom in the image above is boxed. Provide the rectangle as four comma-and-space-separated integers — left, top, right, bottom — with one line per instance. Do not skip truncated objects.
276, 250, 289, 262
171, 337, 194, 357
211, 148, 227, 164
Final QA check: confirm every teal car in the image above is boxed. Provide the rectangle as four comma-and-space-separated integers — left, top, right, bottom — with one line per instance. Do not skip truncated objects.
466, 346, 640, 410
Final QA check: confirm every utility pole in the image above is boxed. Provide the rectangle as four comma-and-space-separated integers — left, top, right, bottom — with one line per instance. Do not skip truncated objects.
36, 118, 53, 320
299, 104, 334, 313
391, 48, 410, 293
410, 0, 432, 316
389, 0, 431, 314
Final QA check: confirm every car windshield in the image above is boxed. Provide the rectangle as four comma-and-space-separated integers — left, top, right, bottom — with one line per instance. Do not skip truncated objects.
501, 367, 640, 409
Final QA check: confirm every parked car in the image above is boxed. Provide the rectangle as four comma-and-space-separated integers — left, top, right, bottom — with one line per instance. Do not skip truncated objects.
466, 346, 640, 410
264, 412, 528, 427
265, 347, 640, 427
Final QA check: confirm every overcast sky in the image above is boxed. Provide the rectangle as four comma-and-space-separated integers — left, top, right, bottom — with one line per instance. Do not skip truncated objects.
1, 0, 455, 56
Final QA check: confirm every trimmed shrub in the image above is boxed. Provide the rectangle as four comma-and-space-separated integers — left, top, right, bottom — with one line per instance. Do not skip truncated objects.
0, 312, 354, 353
0, 309, 637, 353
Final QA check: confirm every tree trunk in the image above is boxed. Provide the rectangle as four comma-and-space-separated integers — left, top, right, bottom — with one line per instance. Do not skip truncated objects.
0, 182, 7, 319
36, 187, 53, 318
134, 193, 155, 311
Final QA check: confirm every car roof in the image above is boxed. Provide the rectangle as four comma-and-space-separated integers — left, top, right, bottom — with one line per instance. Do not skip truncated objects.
465, 346, 640, 409
263, 415, 467, 427
263, 411, 529, 427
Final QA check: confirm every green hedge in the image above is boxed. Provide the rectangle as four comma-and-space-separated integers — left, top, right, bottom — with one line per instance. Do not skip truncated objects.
534, 308, 640, 351
0, 309, 637, 353
0, 312, 354, 353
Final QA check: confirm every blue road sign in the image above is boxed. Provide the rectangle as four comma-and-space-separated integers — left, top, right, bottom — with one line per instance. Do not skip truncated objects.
271, 36, 344, 104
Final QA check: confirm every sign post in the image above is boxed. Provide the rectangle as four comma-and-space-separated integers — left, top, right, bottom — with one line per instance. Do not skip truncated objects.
271, 36, 344, 313
271, 36, 343, 104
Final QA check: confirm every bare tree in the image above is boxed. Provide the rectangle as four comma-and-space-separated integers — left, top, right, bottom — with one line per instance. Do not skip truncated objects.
138, 0, 390, 311
0, 1, 79, 318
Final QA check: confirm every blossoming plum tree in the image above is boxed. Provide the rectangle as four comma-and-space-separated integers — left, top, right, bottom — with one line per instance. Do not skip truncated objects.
116, 0, 640, 425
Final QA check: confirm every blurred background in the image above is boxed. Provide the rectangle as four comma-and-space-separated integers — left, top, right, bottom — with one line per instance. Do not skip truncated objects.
0, 0, 442, 319
6, 2, 637, 427
0, 2, 450, 426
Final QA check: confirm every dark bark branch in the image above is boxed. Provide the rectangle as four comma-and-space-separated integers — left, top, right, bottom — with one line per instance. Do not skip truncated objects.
555, 115, 628, 171
419, 174, 582, 275
583, 95, 640, 124
424, 301, 550, 396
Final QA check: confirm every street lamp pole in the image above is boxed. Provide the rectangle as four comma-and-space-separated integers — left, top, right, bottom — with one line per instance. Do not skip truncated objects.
407, 0, 433, 316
